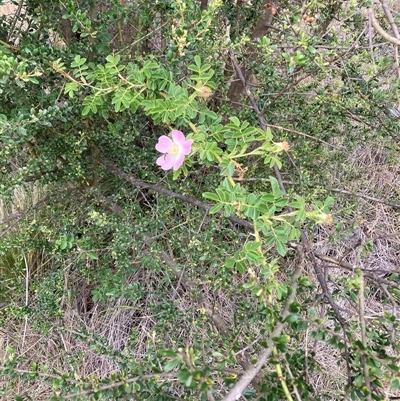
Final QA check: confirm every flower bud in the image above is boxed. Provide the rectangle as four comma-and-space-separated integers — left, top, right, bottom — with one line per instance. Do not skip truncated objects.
197, 86, 212, 99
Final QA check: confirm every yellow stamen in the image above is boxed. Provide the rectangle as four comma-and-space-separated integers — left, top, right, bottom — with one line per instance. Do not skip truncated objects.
169, 144, 179, 155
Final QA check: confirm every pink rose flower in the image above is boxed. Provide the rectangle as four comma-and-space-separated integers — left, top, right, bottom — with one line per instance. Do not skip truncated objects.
155, 130, 194, 171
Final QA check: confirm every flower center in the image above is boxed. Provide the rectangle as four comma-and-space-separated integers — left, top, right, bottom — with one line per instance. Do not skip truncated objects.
169, 143, 179, 156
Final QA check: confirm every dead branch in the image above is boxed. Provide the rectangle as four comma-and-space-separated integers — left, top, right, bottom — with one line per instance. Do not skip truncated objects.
368, 7, 400, 46
101, 160, 253, 230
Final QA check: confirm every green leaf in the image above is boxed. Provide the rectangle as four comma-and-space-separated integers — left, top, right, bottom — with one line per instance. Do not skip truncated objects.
353, 374, 363, 388
215, 188, 227, 202
6, 346, 14, 354
246, 251, 262, 263
185, 375, 193, 387
236, 260, 246, 274
289, 302, 301, 313
355, 340, 367, 351
28, 77, 39, 84
244, 241, 261, 252
71, 55, 87, 68
391, 378, 400, 390
106, 54, 121, 66
296, 208, 307, 223
224, 204, 235, 217
269, 176, 283, 198
388, 364, 400, 372
203, 192, 220, 202
261, 194, 275, 203
164, 359, 181, 372
275, 199, 288, 208
229, 116, 240, 126
276, 240, 287, 256
224, 258, 236, 268
65, 82, 78, 98
273, 334, 290, 343
244, 207, 258, 220
220, 159, 235, 176
188, 66, 200, 74
324, 196, 335, 208
87, 251, 98, 260
82, 106, 91, 116
59, 238, 68, 250
178, 369, 190, 384
243, 281, 255, 289
299, 277, 312, 287
284, 314, 299, 323
194, 55, 201, 68
199, 63, 211, 73
162, 349, 178, 357
209, 203, 223, 214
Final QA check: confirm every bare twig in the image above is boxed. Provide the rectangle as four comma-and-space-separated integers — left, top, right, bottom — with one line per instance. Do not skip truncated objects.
285, 361, 303, 401
60, 372, 178, 400
268, 74, 311, 110
101, 160, 253, 230
6, 0, 24, 42
313, 252, 400, 291
379, 0, 400, 79
368, 10, 377, 73
0, 211, 24, 226
368, 7, 400, 46
380, 0, 400, 39
141, 235, 265, 382
326, 187, 400, 209
0, 196, 49, 238
155, 246, 233, 335
266, 124, 347, 151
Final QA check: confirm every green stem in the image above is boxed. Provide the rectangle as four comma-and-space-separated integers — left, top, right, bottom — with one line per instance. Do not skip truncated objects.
229, 147, 264, 159
273, 347, 294, 401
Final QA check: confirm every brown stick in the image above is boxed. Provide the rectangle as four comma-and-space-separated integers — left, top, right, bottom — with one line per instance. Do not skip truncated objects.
227, 6, 275, 107
101, 160, 253, 230
368, 7, 400, 45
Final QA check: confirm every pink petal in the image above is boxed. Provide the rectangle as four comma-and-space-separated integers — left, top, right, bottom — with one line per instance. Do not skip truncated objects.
156, 154, 175, 171
171, 130, 185, 144
172, 153, 185, 170
155, 136, 173, 153
181, 139, 194, 155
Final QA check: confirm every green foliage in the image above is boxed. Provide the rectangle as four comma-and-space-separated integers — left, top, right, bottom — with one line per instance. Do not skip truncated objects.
0, 0, 399, 400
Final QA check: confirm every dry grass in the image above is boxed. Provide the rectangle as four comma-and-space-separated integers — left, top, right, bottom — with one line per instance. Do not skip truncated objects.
0, 2, 15, 17
308, 139, 400, 397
